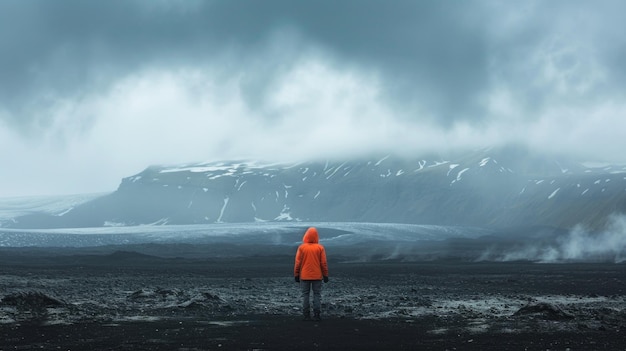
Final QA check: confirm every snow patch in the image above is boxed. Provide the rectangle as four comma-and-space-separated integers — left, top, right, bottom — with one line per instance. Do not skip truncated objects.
55, 207, 73, 216
236, 180, 247, 191
375, 155, 389, 166
326, 162, 346, 179
147, 218, 169, 226
447, 164, 459, 176
456, 168, 470, 182
429, 161, 450, 168
548, 188, 560, 199
274, 205, 297, 221
216, 197, 229, 223
160, 161, 292, 174
415, 160, 427, 171
103, 221, 127, 227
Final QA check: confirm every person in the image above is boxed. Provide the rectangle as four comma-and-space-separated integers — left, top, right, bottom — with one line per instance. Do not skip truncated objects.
294, 226, 329, 321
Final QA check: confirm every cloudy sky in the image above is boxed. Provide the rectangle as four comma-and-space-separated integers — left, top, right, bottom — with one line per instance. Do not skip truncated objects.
1, 0, 625, 197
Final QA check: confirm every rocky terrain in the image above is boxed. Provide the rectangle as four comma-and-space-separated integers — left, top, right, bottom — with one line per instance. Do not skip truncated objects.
1, 250, 625, 350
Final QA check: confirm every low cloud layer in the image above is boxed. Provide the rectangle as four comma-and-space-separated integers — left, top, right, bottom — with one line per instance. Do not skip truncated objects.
1, 1, 626, 196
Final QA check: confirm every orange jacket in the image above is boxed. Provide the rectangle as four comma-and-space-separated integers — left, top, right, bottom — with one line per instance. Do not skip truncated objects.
294, 227, 329, 280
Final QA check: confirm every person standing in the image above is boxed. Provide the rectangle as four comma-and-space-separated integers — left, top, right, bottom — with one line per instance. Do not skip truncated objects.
294, 227, 329, 321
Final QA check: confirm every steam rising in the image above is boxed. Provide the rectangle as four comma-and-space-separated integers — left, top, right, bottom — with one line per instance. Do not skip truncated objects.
482, 215, 626, 263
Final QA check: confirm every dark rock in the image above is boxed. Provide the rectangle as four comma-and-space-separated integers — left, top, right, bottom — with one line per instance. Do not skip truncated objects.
513, 302, 574, 320
129, 289, 156, 299
1, 291, 64, 308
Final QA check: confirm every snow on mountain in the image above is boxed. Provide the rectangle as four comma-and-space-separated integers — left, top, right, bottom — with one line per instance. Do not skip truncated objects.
3, 147, 626, 231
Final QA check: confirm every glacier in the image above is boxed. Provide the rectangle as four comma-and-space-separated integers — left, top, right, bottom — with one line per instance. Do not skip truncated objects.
0, 222, 491, 248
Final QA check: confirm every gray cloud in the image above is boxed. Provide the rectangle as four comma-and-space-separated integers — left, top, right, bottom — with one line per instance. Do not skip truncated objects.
1, 0, 626, 196
0, 0, 491, 127
3, 0, 624, 126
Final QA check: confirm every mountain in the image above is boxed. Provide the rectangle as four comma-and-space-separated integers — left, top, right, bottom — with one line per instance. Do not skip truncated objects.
3, 147, 626, 230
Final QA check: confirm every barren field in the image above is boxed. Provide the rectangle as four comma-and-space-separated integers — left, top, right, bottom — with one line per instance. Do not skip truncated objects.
1, 249, 626, 350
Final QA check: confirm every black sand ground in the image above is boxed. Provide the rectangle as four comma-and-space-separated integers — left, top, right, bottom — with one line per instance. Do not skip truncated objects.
1, 250, 626, 350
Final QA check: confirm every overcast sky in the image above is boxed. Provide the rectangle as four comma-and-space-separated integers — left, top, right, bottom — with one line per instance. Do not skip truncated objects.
1, 0, 626, 197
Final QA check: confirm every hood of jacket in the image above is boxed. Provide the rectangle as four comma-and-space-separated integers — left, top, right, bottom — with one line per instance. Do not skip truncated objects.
302, 227, 319, 243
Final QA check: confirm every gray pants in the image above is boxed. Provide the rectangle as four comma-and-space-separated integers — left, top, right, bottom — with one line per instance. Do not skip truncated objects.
300, 280, 322, 313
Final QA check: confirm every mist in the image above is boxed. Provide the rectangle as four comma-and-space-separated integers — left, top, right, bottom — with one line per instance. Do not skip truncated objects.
480, 214, 626, 263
